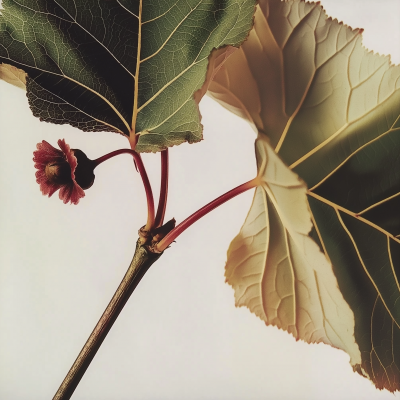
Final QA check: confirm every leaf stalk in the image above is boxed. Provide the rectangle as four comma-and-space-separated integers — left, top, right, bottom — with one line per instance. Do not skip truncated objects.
156, 177, 259, 252
154, 149, 169, 228
93, 149, 155, 231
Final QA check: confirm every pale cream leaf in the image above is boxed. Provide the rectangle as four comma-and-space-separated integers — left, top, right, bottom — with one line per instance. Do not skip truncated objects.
225, 136, 361, 365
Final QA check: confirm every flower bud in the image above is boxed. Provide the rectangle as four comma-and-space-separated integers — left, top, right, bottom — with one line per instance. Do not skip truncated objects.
72, 149, 95, 190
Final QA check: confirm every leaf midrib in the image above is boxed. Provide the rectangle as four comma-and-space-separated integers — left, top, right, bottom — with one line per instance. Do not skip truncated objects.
131, 0, 142, 132
136, 6, 232, 120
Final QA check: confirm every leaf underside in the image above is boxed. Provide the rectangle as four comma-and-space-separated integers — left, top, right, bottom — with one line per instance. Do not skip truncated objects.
0, 0, 256, 152
209, 0, 400, 391
226, 137, 361, 365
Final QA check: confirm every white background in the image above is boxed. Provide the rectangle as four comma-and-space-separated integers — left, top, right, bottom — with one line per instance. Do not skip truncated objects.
0, 1, 399, 399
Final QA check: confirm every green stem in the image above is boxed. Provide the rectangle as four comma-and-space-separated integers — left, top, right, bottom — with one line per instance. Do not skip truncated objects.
52, 241, 162, 400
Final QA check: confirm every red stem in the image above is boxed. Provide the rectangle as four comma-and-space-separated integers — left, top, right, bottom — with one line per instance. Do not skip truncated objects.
154, 149, 169, 228
92, 149, 135, 166
156, 177, 259, 252
93, 149, 155, 231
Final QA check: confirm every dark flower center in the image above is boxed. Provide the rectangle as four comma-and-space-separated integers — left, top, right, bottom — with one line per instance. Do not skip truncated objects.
45, 160, 72, 185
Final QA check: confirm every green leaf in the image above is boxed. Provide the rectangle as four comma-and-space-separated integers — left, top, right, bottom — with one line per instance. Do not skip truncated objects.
226, 136, 361, 365
0, 0, 256, 152
209, 0, 400, 391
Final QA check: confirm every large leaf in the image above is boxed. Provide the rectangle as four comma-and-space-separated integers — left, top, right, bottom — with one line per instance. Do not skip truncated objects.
0, 0, 256, 152
209, 0, 400, 391
226, 136, 361, 365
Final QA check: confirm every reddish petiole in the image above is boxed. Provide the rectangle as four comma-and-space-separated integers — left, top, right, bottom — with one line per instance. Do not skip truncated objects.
93, 149, 155, 231
156, 177, 260, 252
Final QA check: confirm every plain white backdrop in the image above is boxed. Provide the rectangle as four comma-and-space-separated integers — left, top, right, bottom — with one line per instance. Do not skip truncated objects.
0, 1, 399, 399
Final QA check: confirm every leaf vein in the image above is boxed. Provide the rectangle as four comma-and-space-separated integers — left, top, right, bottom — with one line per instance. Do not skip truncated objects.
308, 126, 400, 191
308, 191, 400, 244
140, 1, 202, 64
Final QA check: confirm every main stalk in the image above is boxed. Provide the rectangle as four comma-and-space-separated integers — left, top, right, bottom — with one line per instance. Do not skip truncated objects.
52, 240, 162, 400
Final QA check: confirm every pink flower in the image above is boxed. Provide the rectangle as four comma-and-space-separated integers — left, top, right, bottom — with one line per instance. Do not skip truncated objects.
33, 139, 94, 205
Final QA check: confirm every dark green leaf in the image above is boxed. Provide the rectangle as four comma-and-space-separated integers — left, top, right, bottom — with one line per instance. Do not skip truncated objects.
0, 0, 256, 151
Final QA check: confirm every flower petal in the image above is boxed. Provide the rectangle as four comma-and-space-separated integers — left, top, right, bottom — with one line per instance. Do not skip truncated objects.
33, 140, 64, 167
59, 181, 85, 205
57, 139, 78, 180
33, 139, 85, 205
35, 168, 60, 197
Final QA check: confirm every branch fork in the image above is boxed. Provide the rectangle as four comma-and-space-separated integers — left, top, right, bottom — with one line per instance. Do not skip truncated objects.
52, 144, 259, 399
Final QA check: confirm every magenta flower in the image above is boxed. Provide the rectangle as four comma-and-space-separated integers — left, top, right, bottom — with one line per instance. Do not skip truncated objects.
33, 139, 95, 205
